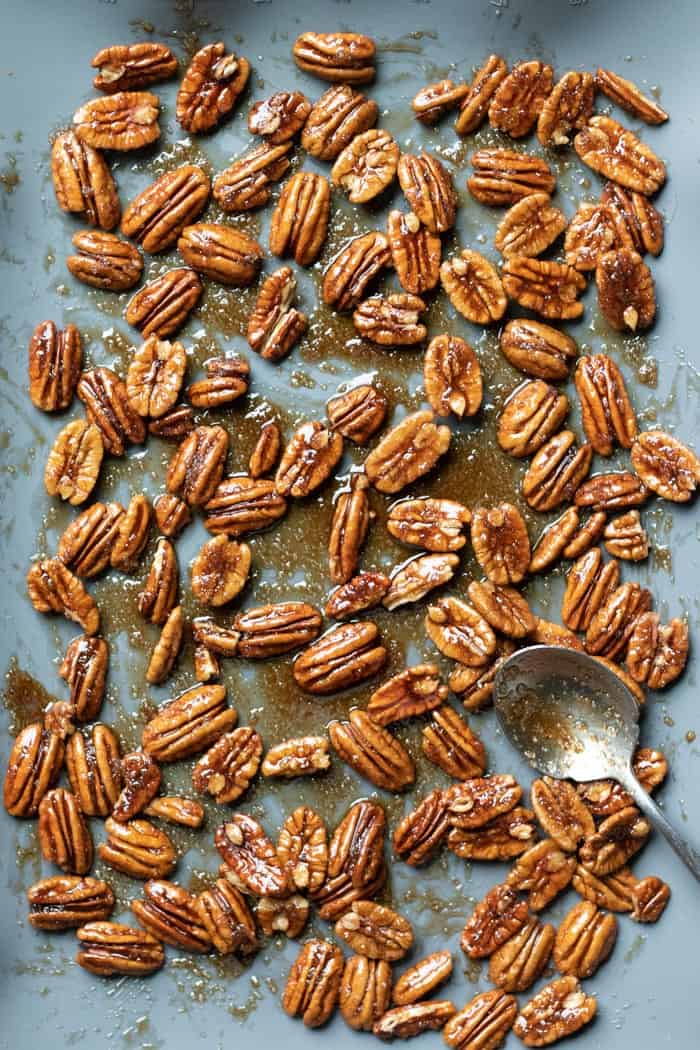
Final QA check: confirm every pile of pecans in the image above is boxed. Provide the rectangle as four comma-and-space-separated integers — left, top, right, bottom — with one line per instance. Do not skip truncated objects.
4, 27, 698, 1049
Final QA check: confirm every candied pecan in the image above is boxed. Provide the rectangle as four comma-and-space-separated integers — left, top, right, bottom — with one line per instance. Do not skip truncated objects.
99, 816, 176, 879
126, 336, 186, 420
572, 864, 639, 913
197, 877, 257, 954
575, 470, 649, 512
414, 78, 469, 123
341, 955, 392, 1031
336, 900, 413, 961
302, 85, 378, 161
142, 683, 236, 762
213, 141, 292, 212
108, 493, 150, 572
294, 621, 386, 694
192, 726, 262, 804
574, 115, 666, 194
27, 558, 99, 635
329, 473, 371, 585
627, 613, 688, 688
194, 646, 220, 682
471, 503, 530, 585
563, 511, 607, 559
398, 151, 457, 233
499, 318, 577, 381
154, 493, 191, 538
393, 951, 452, 1006
537, 70, 595, 146
137, 537, 178, 624
596, 248, 655, 332
495, 194, 567, 259
577, 746, 668, 817
43, 700, 76, 740
387, 209, 441, 295
65, 724, 121, 816
125, 267, 203, 338
330, 709, 415, 791
74, 91, 160, 150
249, 421, 281, 478
489, 918, 555, 994
602, 181, 664, 256
445, 775, 522, 830
331, 128, 400, 203
57, 502, 124, 578
425, 596, 496, 666
508, 839, 577, 911
387, 497, 471, 553
596, 68, 668, 124
327, 573, 391, 620
176, 42, 250, 133
561, 548, 620, 631
58, 636, 108, 723
564, 201, 619, 271
424, 334, 482, 419
51, 130, 119, 229
575, 353, 637, 456
323, 801, 384, 898
145, 606, 184, 685
204, 476, 287, 537
354, 292, 427, 346
76, 921, 164, 976
191, 535, 251, 607
248, 89, 311, 143
257, 894, 309, 937
121, 164, 209, 252
112, 751, 161, 822
383, 553, 459, 610
92, 42, 177, 92
530, 619, 584, 651
188, 354, 249, 409
283, 939, 344, 1027
629, 875, 671, 923
179, 225, 263, 288
234, 601, 322, 658
367, 664, 447, 726
327, 384, 387, 445
167, 424, 228, 506
28, 320, 82, 413
313, 863, 387, 922
276, 422, 343, 498
523, 431, 592, 512
322, 231, 390, 311
531, 777, 594, 852
374, 1001, 456, 1040
44, 420, 103, 506
603, 510, 648, 561
247, 266, 307, 361
553, 900, 617, 979
467, 581, 536, 639
503, 257, 586, 320
191, 618, 239, 660
392, 789, 450, 866
489, 60, 553, 137
585, 580, 652, 660
443, 989, 517, 1050
422, 705, 487, 780
450, 646, 511, 708
27, 875, 114, 930
263, 738, 330, 780
149, 403, 194, 440
78, 367, 146, 455
461, 884, 530, 960
293, 31, 375, 83
440, 249, 507, 324
216, 813, 291, 898
579, 806, 650, 875
3, 724, 64, 817
497, 380, 569, 459
66, 229, 142, 290
365, 410, 451, 494
468, 148, 555, 206
514, 977, 596, 1047
132, 879, 210, 952
447, 807, 536, 861
144, 796, 205, 828
631, 429, 700, 502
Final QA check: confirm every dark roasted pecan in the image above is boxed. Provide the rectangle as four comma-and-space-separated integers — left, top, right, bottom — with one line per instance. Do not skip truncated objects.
27, 558, 100, 635
125, 267, 203, 338
341, 955, 392, 1031
73, 91, 160, 151
167, 424, 228, 505
443, 989, 518, 1050
468, 148, 556, 206
627, 613, 688, 688
247, 266, 307, 361
51, 130, 120, 229
413, 78, 469, 123
302, 85, 378, 161
99, 816, 176, 879
179, 224, 263, 286
142, 683, 236, 762
293, 31, 376, 83
422, 705, 487, 780
497, 380, 569, 459
38, 787, 92, 873
489, 918, 555, 993
263, 736, 331, 780
365, 410, 451, 494
596, 68, 668, 124
467, 581, 536, 639
283, 939, 344, 1028
327, 384, 387, 445
471, 503, 530, 585
28, 320, 82, 412
329, 472, 371, 585
367, 664, 447, 726
277, 805, 329, 893
489, 60, 553, 137
503, 257, 586, 320
92, 42, 177, 92
112, 751, 161, 822
138, 537, 178, 624
336, 900, 413, 961
233, 601, 322, 658
59, 635, 108, 722
447, 807, 536, 861
424, 334, 482, 419
585, 580, 652, 660
455, 53, 508, 134
500, 318, 577, 381
507, 839, 577, 911
537, 70, 595, 146
57, 501, 124, 577
132, 879, 211, 952
383, 552, 458, 610
76, 921, 165, 976
276, 421, 343, 498
3, 724, 64, 817
574, 115, 666, 194
531, 777, 595, 852
331, 129, 400, 203
249, 89, 311, 142
176, 42, 250, 133
392, 789, 449, 866
196, 878, 257, 954
66, 229, 142, 290
66, 724, 121, 816
561, 548, 620, 632
631, 429, 700, 502
596, 248, 656, 332
398, 151, 457, 233
28, 875, 114, 930
326, 572, 391, 620
213, 141, 292, 212
387, 497, 470, 553
154, 492, 191, 538
553, 900, 617, 978
216, 813, 291, 898
514, 977, 596, 1047
192, 726, 262, 804
322, 231, 391, 311
523, 431, 592, 512
495, 193, 567, 258
329, 709, 414, 790
426, 596, 496, 666
440, 249, 507, 324
121, 164, 210, 252
603, 510, 649, 561
77, 366, 146, 455
387, 209, 441, 295
461, 884, 530, 960
44, 419, 103, 506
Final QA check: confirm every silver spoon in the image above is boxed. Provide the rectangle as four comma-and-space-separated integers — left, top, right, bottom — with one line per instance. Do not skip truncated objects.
493, 645, 700, 882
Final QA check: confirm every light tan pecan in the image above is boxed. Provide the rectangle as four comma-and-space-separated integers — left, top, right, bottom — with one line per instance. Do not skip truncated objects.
270, 171, 331, 264
76, 921, 165, 976
627, 613, 688, 688
73, 91, 160, 150
468, 148, 555, 206
131, 879, 210, 952
148, 403, 194, 441
247, 266, 307, 361
602, 181, 664, 256
112, 751, 161, 822
596, 248, 656, 332
447, 807, 536, 861
341, 955, 392, 1031
575, 354, 637, 456
192, 726, 262, 803
294, 621, 387, 694
263, 737, 331, 780
577, 747, 668, 818
59, 635, 109, 726
332, 128, 400, 203
523, 431, 593, 512
326, 572, 391, 620
3, 724, 64, 818
27, 558, 100, 635
579, 806, 651, 875
564, 201, 620, 271
387, 209, 441, 295
126, 336, 186, 419
374, 1002, 456, 1040
585, 580, 652, 660
531, 619, 584, 651
471, 503, 530, 585
176, 42, 250, 133
257, 894, 309, 937
125, 267, 203, 337
503, 257, 586, 320
188, 355, 250, 409
603, 510, 648, 561
514, 977, 596, 1047
489, 918, 555, 994
563, 510, 607, 559
575, 470, 649, 512
365, 410, 451, 494
167, 424, 229, 506
234, 601, 322, 658
179, 224, 263, 288
78, 367, 146, 455
249, 421, 281, 478
327, 384, 387, 445
329, 709, 415, 790
65, 724, 121, 817
553, 901, 617, 979
322, 231, 391, 311
99, 816, 176, 879
425, 596, 496, 666
497, 380, 569, 459
216, 813, 291, 898
445, 775, 522, 831
213, 141, 292, 212
531, 777, 595, 852
293, 31, 375, 83
144, 796, 205, 828
495, 194, 567, 259
120, 164, 210, 252
508, 839, 577, 911
561, 548, 620, 632
204, 476, 287, 537
461, 884, 530, 960
367, 664, 447, 726
424, 334, 482, 419
413, 78, 469, 123
51, 130, 119, 229
500, 318, 577, 381
44, 420, 103, 506
596, 68, 668, 124
443, 989, 517, 1050
276, 807, 329, 894
574, 115, 666, 194
353, 292, 427, 346
191, 534, 251, 607
92, 42, 177, 92
489, 60, 553, 137
28, 320, 82, 413
27, 875, 114, 930
387, 497, 471, 553
383, 553, 459, 611
38, 787, 92, 874
142, 683, 236, 762
248, 90, 311, 143
329, 473, 371, 585
392, 789, 450, 866
66, 230, 142, 290
422, 705, 487, 780
393, 951, 452, 1007
455, 53, 508, 134
336, 900, 413, 961
536, 70, 595, 146
276, 421, 343, 498
398, 151, 457, 233
137, 537, 178, 624
283, 939, 344, 1028
631, 429, 700, 502
302, 85, 378, 161
467, 581, 536, 639
440, 249, 507, 324
196, 878, 257, 954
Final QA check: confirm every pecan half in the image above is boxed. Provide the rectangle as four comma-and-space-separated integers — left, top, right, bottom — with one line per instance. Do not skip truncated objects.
125, 267, 203, 337
59, 636, 108, 722
331, 129, 399, 203
531, 777, 595, 852
167, 424, 229, 505
176, 42, 250, 133
146, 605, 183, 685
398, 151, 457, 233
455, 53, 508, 134
387, 497, 471, 553
196, 878, 257, 954
249, 421, 281, 477
248, 90, 311, 143
564, 201, 620, 271
43, 700, 76, 740
282, 939, 344, 1028
449, 648, 512, 707
365, 410, 451, 494
602, 181, 664, 256
3, 724, 64, 817
327, 572, 391, 619
144, 795, 204, 828
531, 620, 584, 651
537, 70, 595, 146
392, 789, 449, 866
471, 503, 530, 585
443, 989, 517, 1050
92, 42, 177, 92
216, 813, 291, 898
561, 548, 620, 632
563, 511, 607, 559
329, 473, 371, 585
329, 709, 415, 790
503, 257, 586, 320
27, 875, 114, 930
523, 431, 593, 512
327, 384, 387, 445
51, 130, 119, 229
489, 919, 555, 994
489, 60, 553, 137
414, 78, 469, 123
204, 476, 287, 537
234, 601, 322, 658
294, 621, 386, 693
65, 724, 121, 816
27, 558, 100, 635
631, 429, 700, 502
596, 248, 655, 332
322, 231, 390, 311
66, 229, 142, 290
336, 900, 413, 961
313, 863, 387, 923
468, 148, 556, 206
179, 225, 263, 289
74, 91, 160, 150
121, 164, 209, 252
76, 921, 165, 976
574, 115, 666, 195
445, 775, 522, 831
28, 320, 82, 412
112, 751, 161, 822
495, 194, 567, 259
500, 318, 577, 381
585, 580, 652, 660
447, 807, 537, 861
148, 403, 194, 440
575, 353, 637, 456
99, 816, 176, 879
577, 747, 668, 818
192, 726, 262, 804
440, 249, 507, 324
341, 955, 392, 1031
132, 879, 211, 952
467, 581, 536, 639
575, 470, 649, 512
424, 334, 482, 419
579, 806, 651, 875
293, 31, 375, 83
78, 367, 146, 455
603, 510, 648, 561
393, 951, 452, 1006
44, 419, 103, 505
422, 705, 487, 780
275, 421, 343, 498
383, 553, 459, 610
387, 209, 441, 295
257, 894, 309, 937
374, 1001, 456, 1040
354, 293, 427, 351
627, 613, 688, 688
126, 336, 186, 420
263, 737, 331, 780
325, 799, 385, 892
191, 535, 251, 606
302, 85, 378, 161
461, 884, 530, 959
142, 683, 236, 762
507, 839, 577, 911
213, 141, 292, 212
553, 901, 617, 979
514, 977, 596, 1047
367, 664, 447, 726
596, 68, 668, 125
138, 537, 178, 624
247, 266, 307, 361
425, 596, 496, 666
497, 380, 569, 460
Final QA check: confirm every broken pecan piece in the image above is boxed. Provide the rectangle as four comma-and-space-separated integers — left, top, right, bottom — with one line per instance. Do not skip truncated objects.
179, 223, 263, 286
537, 70, 595, 146
192, 726, 262, 804
596, 248, 655, 332
216, 813, 291, 898
336, 900, 413, 961
322, 231, 390, 311
167, 424, 228, 506
27, 875, 115, 930
142, 683, 236, 762
292, 31, 376, 84
497, 380, 569, 459
74, 91, 160, 150
213, 141, 292, 212
138, 537, 178, 624
398, 151, 457, 233
27, 558, 100, 635
387, 209, 441, 295
28, 320, 82, 412
455, 53, 508, 134
500, 318, 577, 381
523, 431, 592, 512
249, 421, 281, 478
132, 879, 211, 952
112, 751, 161, 822
302, 85, 378, 161
329, 709, 415, 791
422, 705, 487, 780
468, 148, 556, 206
513, 977, 596, 1047
413, 78, 469, 124
65, 724, 121, 816
467, 581, 536, 639
461, 883, 530, 959
603, 510, 649, 561
489, 60, 553, 137
367, 664, 447, 726
574, 115, 666, 195
424, 334, 482, 419
247, 266, 307, 361
44, 419, 103, 505
282, 939, 344, 1028
327, 384, 387, 445
332, 129, 399, 203
51, 131, 120, 229
66, 229, 142, 290
364, 410, 451, 494
631, 429, 700, 502
508, 839, 577, 911
553, 901, 617, 979
626, 613, 688, 688
495, 194, 567, 258
340, 955, 392, 1031
99, 816, 176, 879
471, 503, 531, 585
59, 635, 108, 722
354, 292, 427, 346
503, 257, 586, 320
275, 421, 343, 498
531, 777, 594, 852
125, 267, 203, 338
76, 921, 165, 976
443, 989, 517, 1050
176, 42, 250, 133
489, 918, 555, 994
387, 497, 471, 553
374, 1001, 456, 1040
425, 596, 496, 667
263, 737, 330, 780
440, 249, 507, 324
596, 68, 668, 125
294, 621, 387, 694
92, 42, 177, 93
248, 90, 311, 143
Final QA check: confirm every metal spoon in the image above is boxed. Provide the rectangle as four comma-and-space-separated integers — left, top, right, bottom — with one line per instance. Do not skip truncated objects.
493, 645, 700, 881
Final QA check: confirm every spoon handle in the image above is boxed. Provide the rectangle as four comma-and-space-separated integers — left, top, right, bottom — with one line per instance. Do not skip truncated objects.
617, 765, 700, 883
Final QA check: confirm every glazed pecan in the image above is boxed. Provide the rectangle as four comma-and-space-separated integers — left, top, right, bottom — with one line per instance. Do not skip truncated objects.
398, 151, 457, 233
628, 875, 671, 923
500, 318, 577, 381
275, 422, 343, 498
234, 602, 322, 658
191, 534, 251, 606
293, 31, 375, 83
577, 747, 668, 818
523, 431, 592, 512
574, 115, 666, 195
27, 558, 100, 635
564, 202, 619, 271
575, 354, 637, 456
321, 802, 384, 904
282, 939, 344, 1028
125, 267, 203, 337
367, 664, 447, 726
28, 320, 82, 413
470, 503, 530, 585
99, 816, 176, 879
445, 775, 522, 831
57, 502, 124, 578
461, 884, 530, 959
579, 806, 651, 876
448, 645, 511, 706
109, 492, 151, 569
627, 613, 688, 688
596, 68, 668, 125
65, 724, 121, 816
531, 777, 594, 852
264, 737, 328, 782
413, 78, 469, 123
440, 249, 507, 324
563, 511, 607, 559
373, 1001, 457, 1040
387, 497, 471, 553
340, 955, 392, 1031
329, 472, 371, 584
447, 807, 537, 861
314, 862, 388, 922
537, 70, 595, 146
514, 977, 596, 1047
364, 410, 451, 494
249, 421, 281, 477
489, 60, 553, 137
167, 424, 228, 505
142, 683, 236, 762
192, 726, 262, 804
424, 334, 482, 419
27, 875, 114, 930
247, 266, 307, 361
126, 336, 186, 420
553, 901, 617, 978
422, 705, 487, 780
387, 209, 441, 295
329, 709, 415, 791
507, 839, 577, 911
631, 429, 700, 502
179, 224, 263, 288
503, 257, 586, 320
531, 619, 584, 651
132, 879, 211, 952
188, 354, 250, 409
277, 805, 328, 893
425, 596, 496, 667
257, 894, 309, 938
213, 141, 292, 212
197, 879, 257, 954
73, 91, 160, 150
146, 604, 187, 683
191, 617, 239, 659
489, 918, 555, 994
44, 420, 103, 505
76, 921, 165, 976
495, 194, 567, 259
327, 384, 387, 445
602, 182, 664, 256
43, 700, 76, 740
596, 248, 656, 331
194, 646, 221, 682
66, 229, 142, 290
392, 789, 449, 866
322, 231, 390, 311
336, 900, 413, 961
144, 796, 205, 828
354, 291, 428, 346
468, 581, 536, 639
176, 42, 250, 133
585, 580, 652, 660
148, 404, 194, 441
138, 537, 178, 624
59, 635, 108, 722
302, 85, 378, 161
455, 53, 508, 134
575, 470, 649, 512
468, 148, 556, 206
603, 510, 649, 561
51, 131, 120, 229
561, 548, 620, 632
3, 724, 64, 817
497, 380, 569, 459
393, 950, 452, 1006
443, 989, 518, 1050
216, 813, 291, 898
122, 165, 208, 253
79, 366, 146, 455
92, 42, 177, 92
112, 751, 161, 822
248, 90, 311, 143
331, 128, 400, 203
326, 572, 391, 619
204, 476, 287, 537
383, 553, 459, 611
